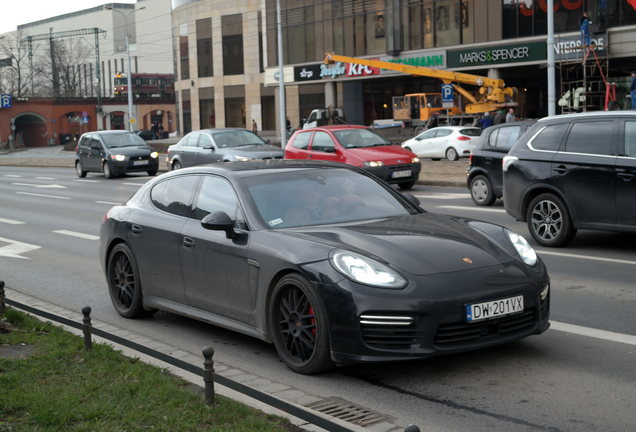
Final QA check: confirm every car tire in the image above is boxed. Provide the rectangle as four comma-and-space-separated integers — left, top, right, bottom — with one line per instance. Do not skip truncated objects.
147, 169, 158, 176
172, 160, 182, 170
103, 161, 114, 179
107, 243, 156, 318
75, 161, 87, 178
526, 193, 577, 247
469, 175, 495, 206
269, 274, 334, 374
398, 181, 415, 190
445, 147, 459, 161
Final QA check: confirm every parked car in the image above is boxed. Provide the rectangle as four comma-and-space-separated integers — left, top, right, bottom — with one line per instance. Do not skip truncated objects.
466, 121, 536, 206
166, 128, 283, 170
135, 130, 155, 141
503, 111, 636, 247
75, 130, 159, 178
100, 160, 550, 374
285, 125, 421, 190
401, 126, 482, 161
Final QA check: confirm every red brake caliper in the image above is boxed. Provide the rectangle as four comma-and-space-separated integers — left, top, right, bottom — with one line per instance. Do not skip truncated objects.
308, 306, 316, 336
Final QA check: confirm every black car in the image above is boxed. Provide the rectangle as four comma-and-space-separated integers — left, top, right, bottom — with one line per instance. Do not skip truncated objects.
166, 128, 283, 170
75, 130, 160, 178
467, 121, 535, 206
100, 160, 550, 374
503, 111, 636, 247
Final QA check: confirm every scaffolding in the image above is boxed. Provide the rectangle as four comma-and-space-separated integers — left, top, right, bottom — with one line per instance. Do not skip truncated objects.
558, 33, 616, 114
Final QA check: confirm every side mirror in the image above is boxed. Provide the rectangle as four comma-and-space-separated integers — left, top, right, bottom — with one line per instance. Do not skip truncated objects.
264, 138, 271, 144
201, 211, 235, 238
202, 144, 215, 150
402, 192, 420, 208
323, 147, 336, 153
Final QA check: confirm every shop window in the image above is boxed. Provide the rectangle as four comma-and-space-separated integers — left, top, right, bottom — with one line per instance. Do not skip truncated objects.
222, 14, 244, 76
179, 23, 189, 80
199, 87, 215, 129
196, 18, 213, 78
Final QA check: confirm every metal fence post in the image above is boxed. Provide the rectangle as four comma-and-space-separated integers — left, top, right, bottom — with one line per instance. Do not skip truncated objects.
82, 306, 92, 351
0, 281, 5, 316
202, 345, 215, 406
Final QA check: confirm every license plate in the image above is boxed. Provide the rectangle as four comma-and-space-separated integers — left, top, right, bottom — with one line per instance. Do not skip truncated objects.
466, 295, 524, 322
133, 160, 148, 166
391, 170, 411, 179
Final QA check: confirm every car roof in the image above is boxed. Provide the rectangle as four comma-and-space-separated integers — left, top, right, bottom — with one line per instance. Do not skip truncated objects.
427, 125, 479, 130
195, 128, 250, 134
538, 110, 636, 122
301, 125, 368, 132
164, 159, 353, 177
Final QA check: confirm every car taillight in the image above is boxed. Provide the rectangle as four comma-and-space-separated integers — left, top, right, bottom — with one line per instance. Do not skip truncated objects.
457, 136, 471, 141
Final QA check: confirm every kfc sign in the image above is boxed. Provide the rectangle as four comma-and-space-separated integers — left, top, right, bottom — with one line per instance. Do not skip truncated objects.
346, 63, 380, 77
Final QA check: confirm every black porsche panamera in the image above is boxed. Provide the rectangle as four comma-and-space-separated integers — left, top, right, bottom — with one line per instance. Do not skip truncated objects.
99, 160, 550, 374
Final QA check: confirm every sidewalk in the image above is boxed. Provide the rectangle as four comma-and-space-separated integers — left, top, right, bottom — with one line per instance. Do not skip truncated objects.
0, 145, 468, 187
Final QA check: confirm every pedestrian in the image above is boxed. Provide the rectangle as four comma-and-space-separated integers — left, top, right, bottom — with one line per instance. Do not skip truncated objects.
158, 123, 164, 138
252, 119, 258, 134
580, 11, 592, 47
506, 108, 515, 123
493, 109, 506, 125
631, 72, 636, 110
479, 112, 493, 130
151, 123, 158, 139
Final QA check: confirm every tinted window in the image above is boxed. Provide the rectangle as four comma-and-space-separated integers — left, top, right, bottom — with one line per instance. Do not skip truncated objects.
78, 136, 91, 148
435, 129, 453, 138
311, 132, 335, 152
291, 132, 311, 149
490, 126, 521, 150
101, 133, 146, 148
459, 128, 481, 137
528, 123, 568, 151
624, 121, 636, 157
332, 128, 392, 148
192, 176, 241, 221
150, 175, 199, 217
214, 130, 265, 148
564, 121, 614, 156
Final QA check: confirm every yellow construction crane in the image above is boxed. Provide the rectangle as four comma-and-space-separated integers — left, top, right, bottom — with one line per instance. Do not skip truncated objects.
324, 53, 517, 128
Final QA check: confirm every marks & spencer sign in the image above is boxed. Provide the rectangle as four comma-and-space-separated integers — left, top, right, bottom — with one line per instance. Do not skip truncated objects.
447, 42, 546, 68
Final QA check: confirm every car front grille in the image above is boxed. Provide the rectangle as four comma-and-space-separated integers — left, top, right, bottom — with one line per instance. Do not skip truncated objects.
434, 308, 537, 348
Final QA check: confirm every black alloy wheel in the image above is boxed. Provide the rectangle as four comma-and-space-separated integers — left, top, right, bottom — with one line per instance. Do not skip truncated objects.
107, 243, 156, 318
527, 193, 576, 247
269, 274, 333, 374
470, 174, 495, 206
103, 161, 114, 179
75, 161, 87, 178
445, 147, 459, 161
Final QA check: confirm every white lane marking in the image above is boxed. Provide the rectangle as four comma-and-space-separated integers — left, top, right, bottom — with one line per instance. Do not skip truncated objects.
16, 192, 70, 200
4, 174, 22, 178
413, 193, 469, 199
12, 182, 67, 189
96, 201, 121, 205
35, 177, 56, 180
437, 205, 506, 213
53, 230, 99, 241
0, 236, 41, 259
74, 179, 101, 183
122, 182, 146, 187
551, 320, 636, 347
0, 217, 25, 225
538, 250, 636, 266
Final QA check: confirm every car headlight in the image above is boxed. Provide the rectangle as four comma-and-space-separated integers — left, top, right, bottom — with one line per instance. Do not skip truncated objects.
150, 151, 159, 159
505, 229, 537, 266
363, 161, 384, 167
330, 250, 406, 289
233, 155, 253, 162
411, 157, 420, 163
110, 154, 126, 162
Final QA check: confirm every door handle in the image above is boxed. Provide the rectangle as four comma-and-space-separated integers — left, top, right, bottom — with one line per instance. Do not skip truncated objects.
553, 165, 569, 174
307, 154, 313, 159
615, 168, 634, 181
130, 224, 143, 234
182, 237, 195, 248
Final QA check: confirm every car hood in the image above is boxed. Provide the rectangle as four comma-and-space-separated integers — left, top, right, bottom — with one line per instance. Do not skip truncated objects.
345, 146, 415, 165
226, 144, 284, 158
107, 146, 152, 156
282, 213, 512, 276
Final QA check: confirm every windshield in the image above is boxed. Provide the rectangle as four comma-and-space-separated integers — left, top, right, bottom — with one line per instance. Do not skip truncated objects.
459, 128, 482, 137
244, 168, 412, 228
332, 128, 394, 149
101, 133, 146, 148
214, 130, 266, 148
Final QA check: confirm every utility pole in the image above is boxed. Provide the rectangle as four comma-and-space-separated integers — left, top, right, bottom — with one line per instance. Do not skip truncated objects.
49, 28, 60, 97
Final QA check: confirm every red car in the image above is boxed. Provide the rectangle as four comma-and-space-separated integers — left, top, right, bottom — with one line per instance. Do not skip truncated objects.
285, 125, 421, 190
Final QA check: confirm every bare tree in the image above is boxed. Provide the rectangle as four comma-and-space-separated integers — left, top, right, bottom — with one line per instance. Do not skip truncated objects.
35, 37, 94, 98
0, 31, 31, 97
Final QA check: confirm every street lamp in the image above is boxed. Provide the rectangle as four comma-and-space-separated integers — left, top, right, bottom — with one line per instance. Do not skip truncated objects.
105, 5, 145, 131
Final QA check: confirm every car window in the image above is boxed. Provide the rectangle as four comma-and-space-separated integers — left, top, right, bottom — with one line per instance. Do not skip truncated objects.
150, 175, 199, 217
311, 132, 336, 152
197, 134, 214, 148
192, 176, 243, 225
101, 133, 146, 148
435, 129, 452, 138
179, 135, 195, 147
459, 128, 481, 137
418, 130, 437, 140
214, 130, 265, 148
78, 136, 91, 148
291, 132, 311, 149
625, 121, 636, 157
563, 121, 614, 156
528, 123, 568, 151
491, 126, 521, 150
333, 128, 392, 148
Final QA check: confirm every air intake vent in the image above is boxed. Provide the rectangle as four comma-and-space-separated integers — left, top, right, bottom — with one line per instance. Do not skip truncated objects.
360, 314, 422, 350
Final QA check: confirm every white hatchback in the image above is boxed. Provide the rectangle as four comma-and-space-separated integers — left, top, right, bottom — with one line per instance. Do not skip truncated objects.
401, 126, 482, 161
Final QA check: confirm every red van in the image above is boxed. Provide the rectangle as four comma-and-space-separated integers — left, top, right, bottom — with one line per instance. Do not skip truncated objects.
285, 125, 421, 190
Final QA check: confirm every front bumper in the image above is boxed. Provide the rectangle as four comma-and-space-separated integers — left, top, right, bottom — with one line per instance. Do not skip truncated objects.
364, 163, 422, 185
110, 157, 159, 174
303, 260, 550, 364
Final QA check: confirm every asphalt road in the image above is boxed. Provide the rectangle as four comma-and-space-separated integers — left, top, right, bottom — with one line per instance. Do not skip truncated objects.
1, 166, 635, 432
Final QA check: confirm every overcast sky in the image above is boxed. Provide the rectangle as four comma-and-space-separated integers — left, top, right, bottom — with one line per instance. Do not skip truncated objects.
1, 0, 136, 34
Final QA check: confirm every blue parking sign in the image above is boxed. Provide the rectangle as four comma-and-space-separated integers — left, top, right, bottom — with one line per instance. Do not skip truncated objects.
1, 94, 12, 108
441, 84, 454, 107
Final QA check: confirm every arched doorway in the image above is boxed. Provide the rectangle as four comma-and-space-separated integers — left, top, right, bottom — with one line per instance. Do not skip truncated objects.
12, 113, 47, 147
